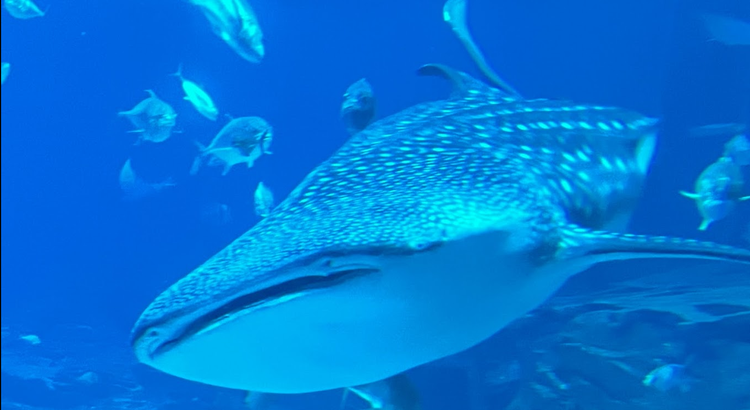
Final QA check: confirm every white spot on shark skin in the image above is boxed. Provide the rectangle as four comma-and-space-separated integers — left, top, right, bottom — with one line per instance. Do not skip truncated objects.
560, 179, 573, 193
615, 158, 628, 171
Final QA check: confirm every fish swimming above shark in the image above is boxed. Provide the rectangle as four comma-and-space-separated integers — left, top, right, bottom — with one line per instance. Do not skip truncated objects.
118, 90, 178, 144
130, 64, 750, 395
443, 0, 521, 97
172, 65, 219, 121
3, 0, 46, 19
187, 0, 265, 63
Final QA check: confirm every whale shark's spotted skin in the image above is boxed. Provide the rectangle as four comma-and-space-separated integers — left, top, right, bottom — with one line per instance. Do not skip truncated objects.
131, 65, 750, 394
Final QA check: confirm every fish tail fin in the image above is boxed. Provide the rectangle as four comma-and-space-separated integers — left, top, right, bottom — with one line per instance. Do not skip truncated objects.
698, 219, 712, 231
189, 156, 203, 176
189, 141, 206, 176
559, 225, 750, 267
679, 190, 701, 200
170, 63, 183, 80
193, 140, 206, 152
338, 388, 350, 410
222, 163, 233, 176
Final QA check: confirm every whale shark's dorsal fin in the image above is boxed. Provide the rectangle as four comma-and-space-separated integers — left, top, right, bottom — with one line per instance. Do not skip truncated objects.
417, 63, 509, 100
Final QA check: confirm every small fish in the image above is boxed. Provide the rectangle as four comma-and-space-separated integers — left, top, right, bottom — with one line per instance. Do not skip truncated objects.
254, 181, 274, 218
724, 134, 750, 166
19, 334, 41, 345
341, 374, 421, 410
188, 0, 265, 63
190, 116, 272, 176
76, 371, 99, 385
118, 90, 178, 144
1, 62, 10, 85
119, 158, 176, 201
341, 78, 377, 136
442, 0, 520, 97
680, 156, 750, 230
3, 0, 46, 19
702, 13, 750, 46
643, 364, 691, 393
172, 65, 219, 121
688, 122, 746, 139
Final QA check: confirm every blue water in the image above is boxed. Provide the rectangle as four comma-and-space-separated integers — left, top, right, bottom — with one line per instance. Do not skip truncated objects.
2, 0, 749, 409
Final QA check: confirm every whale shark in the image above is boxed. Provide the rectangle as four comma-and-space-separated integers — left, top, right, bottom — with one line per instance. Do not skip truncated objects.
131, 64, 750, 394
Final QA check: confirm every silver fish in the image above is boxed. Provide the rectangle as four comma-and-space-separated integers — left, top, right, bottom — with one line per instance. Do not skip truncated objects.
341, 78, 377, 136
172, 65, 219, 121
443, 0, 520, 97
119, 158, 176, 201
131, 64, 750, 394
190, 116, 272, 176
3, 0, 46, 19
724, 134, 750, 166
1, 62, 10, 85
118, 90, 178, 144
642, 363, 691, 393
187, 0, 265, 63
680, 156, 750, 230
253, 181, 274, 218
688, 122, 746, 139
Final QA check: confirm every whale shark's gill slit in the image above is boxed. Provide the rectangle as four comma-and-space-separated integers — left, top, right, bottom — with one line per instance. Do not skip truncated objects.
160, 267, 381, 351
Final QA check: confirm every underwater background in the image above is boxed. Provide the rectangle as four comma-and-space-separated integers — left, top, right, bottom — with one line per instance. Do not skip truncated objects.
2, 0, 750, 409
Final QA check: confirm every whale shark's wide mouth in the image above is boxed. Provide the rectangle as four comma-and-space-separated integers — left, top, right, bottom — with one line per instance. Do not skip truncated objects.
133, 263, 381, 361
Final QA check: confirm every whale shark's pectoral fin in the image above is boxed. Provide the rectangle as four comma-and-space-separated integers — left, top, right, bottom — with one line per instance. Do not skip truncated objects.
679, 190, 701, 200
557, 225, 750, 268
